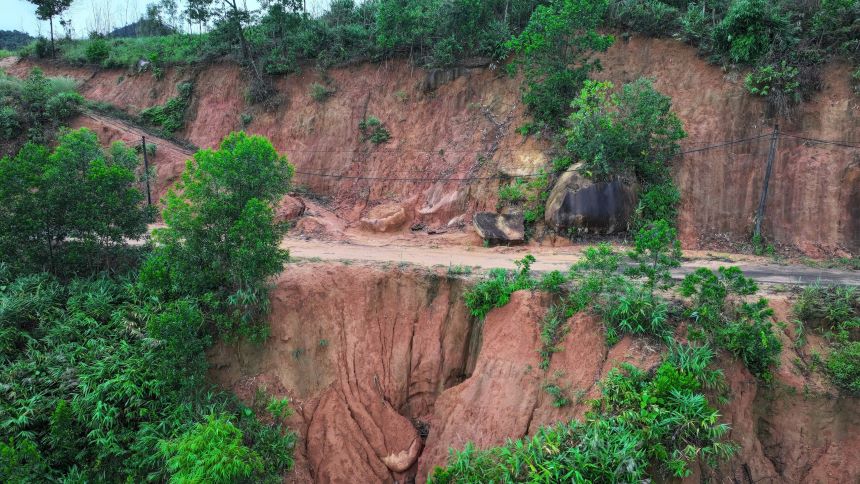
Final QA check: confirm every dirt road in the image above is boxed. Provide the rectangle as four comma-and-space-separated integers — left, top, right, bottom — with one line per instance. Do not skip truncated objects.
284, 237, 860, 286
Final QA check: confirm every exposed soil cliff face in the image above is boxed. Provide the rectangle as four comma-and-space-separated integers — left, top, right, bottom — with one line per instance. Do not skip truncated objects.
209, 262, 478, 483
6, 36, 857, 254
211, 263, 859, 483
593, 37, 860, 257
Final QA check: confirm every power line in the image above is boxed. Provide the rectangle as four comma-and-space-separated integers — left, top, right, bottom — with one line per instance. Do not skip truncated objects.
292, 133, 774, 182
780, 132, 860, 149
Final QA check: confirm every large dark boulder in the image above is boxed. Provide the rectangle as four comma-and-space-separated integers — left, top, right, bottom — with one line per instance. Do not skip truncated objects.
545, 165, 637, 234
473, 212, 525, 242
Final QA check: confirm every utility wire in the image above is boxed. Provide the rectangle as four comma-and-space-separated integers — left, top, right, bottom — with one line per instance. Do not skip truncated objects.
292, 133, 774, 182
779, 132, 860, 149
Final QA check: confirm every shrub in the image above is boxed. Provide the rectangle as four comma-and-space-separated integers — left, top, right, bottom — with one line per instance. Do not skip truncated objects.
430, 344, 735, 482
84, 37, 110, 64
603, 285, 670, 343
680, 266, 780, 379
507, 0, 615, 129
625, 219, 682, 294
0, 273, 295, 481
496, 171, 550, 226
565, 78, 685, 185
607, 0, 682, 37
794, 284, 858, 329
543, 383, 571, 407
240, 113, 253, 127
633, 181, 681, 229
539, 305, 569, 369
45, 76, 78, 96
680, 266, 758, 329
538, 270, 567, 293
826, 341, 860, 394
0, 107, 19, 140
45, 92, 84, 120
161, 414, 264, 483
712, 0, 793, 64
358, 116, 391, 144
717, 299, 783, 380
140, 82, 193, 134
309, 82, 335, 102
464, 255, 536, 319
680, 2, 716, 50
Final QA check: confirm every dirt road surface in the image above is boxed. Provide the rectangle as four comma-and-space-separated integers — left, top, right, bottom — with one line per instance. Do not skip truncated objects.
283, 237, 860, 286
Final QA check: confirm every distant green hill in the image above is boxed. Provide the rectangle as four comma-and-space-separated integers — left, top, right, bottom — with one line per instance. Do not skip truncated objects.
0, 30, 34, 50
109, 18, 176, 38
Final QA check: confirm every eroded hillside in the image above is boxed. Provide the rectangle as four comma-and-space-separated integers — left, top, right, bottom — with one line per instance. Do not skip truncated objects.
209, 262, 859, 483
6, 35, 859, 256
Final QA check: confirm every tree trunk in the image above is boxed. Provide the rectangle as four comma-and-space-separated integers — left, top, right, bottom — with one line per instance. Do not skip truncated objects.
49, 16, 55, 57
224, 0, 263, 84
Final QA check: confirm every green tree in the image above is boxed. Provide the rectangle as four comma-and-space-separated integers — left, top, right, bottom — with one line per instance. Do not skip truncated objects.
161, 414, 264, 484
626, 219, 682, 295
141, 131, 293, 340
0, 128, 150, 276
565, 78, 686, 184
27, 0, 73, 57
712, 0, 793, 64
507, 0, 614, 129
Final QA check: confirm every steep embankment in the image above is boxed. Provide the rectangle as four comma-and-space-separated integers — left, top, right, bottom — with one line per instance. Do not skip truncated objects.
210, 262, 859, 483
6, 35, 857, 255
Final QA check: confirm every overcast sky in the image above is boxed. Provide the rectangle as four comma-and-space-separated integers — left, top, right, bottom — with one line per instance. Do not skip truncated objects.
2, 0, 337, 37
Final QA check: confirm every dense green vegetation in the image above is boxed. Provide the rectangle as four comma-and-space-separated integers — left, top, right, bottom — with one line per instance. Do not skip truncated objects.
0, 128, 151, 277
430, 343, 734, 482
498, 74, 685, 235
455, 220, 785, 481
794, 284, 860, 394
0, 68, 83, 152
142, 131, 294, 342
608, 0, 859, 113
0, 127, 297, 481
140, 81, 194, 134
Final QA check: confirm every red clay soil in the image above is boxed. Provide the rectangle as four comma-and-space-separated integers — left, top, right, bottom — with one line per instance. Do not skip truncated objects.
210, 262, 860, 483
5, 34, 858, 256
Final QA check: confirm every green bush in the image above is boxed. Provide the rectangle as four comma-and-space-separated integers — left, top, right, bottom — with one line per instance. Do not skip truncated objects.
0, 273, 295, 481
0, 107, 19, 140
679, 266, 781, 379
430, 343, 734, 482
161, 414, 264, 483
141, 82, 193, 134
634, 181, 681, 229
507, 0, 615, 129
607, 0, 682, 37
717, 299, 782, 380
826, 341, 860, 394
45, 92, 84, 120
794, 284, 858, 329
358, 116, 391, 144
680, 2, 717, 50
603, 285, 670, 343
310, 82, 335, 102
539, 305, 569, 369
84, 37, 110, 65
464, 255, 536, 320
626, 219, 682, 293
712, 0, 793, 64
566, 78, 686, 184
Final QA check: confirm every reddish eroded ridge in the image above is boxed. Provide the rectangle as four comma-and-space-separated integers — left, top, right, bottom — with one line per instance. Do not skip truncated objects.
5, 33, 858, 256
210, 263, 860, 483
